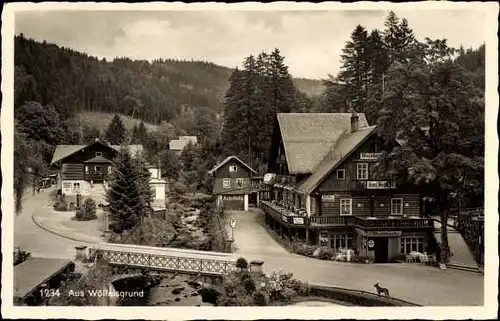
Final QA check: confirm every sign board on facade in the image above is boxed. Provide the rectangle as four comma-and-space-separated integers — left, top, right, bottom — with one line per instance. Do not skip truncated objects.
356, 228, 402, 237
222, 195, 244, 201
366, 181, 393, 189
230, 217, 236, 228
360, 153, 382, 160
321, 194, 336, 201
319, 231, 329, 248
292, 217, 304, 225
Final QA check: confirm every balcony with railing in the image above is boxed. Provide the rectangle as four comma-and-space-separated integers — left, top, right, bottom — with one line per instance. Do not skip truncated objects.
274, 175, 295, 187
261, 200, 307, 226
310, 215, 433, 229
262, 200, 433, 230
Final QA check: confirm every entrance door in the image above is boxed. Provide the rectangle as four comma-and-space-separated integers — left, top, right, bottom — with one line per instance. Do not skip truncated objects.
249, 192, 258, 206
374, 238, 389, 263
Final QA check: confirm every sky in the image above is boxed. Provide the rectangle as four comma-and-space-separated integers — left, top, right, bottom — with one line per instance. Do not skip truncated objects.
14, 9, 487, 79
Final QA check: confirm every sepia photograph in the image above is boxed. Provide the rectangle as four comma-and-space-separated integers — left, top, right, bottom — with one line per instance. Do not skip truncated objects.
1, 1, 498, 320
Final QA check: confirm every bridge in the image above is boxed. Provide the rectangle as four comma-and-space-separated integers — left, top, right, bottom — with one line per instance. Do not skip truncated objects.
87, 243, 241, 277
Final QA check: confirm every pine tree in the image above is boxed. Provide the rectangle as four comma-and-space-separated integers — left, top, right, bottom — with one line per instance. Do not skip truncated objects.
337, 25, 371, 114
130, 123, 140, 144
104, 114, 127, 145
106, 147, 143, 232
383, 12, 416, 65
133, 152, 153, 217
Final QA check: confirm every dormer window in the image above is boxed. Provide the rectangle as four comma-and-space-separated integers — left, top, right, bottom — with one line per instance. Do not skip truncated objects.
229, 165, 238, 172
95, 152, 103, 157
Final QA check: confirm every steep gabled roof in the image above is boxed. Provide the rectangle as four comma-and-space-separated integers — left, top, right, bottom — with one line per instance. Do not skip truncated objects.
277, 113, 369, 174
298, 125, 377, 194
51, 145, 86, 165
208, 156, 257, 175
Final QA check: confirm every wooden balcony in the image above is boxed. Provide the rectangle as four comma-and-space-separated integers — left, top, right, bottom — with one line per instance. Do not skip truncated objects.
262, 202, 433, 230
261, 201, 307, 226
275, 175, 295, 186
309, 215, 433, 229
309, 216, 355, 227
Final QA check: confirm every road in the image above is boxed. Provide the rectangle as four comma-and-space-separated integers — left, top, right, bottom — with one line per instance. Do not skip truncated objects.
225, 209, 484, 306
14, 188, 90, 259
12, 189, 484, 306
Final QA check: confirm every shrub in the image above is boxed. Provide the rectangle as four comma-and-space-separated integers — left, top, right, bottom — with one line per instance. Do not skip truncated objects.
53, 199, 69, 211
75, 198, 97, 221
172, 182, 188, 195
243, 277, 256, 294
253, 291, 268, 306
280, 287, 298, 303
236, 257, 248, 271
318, 248, 334, 260
293, 243, 316, 257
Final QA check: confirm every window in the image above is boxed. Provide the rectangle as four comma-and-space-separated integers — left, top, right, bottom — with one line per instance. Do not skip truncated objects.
95, 152, 103, 157
235, 178, 245, 187
94, 166, 101, 173
85, 166, 89, 174
151, 186, 156, 196
331, 234, 353, 250
73, 183, 80, 192
357, 163, 369, 180
391, 198, 403, 215
229, 165, 238, 172
336, 169, 345, 180
400, 237, 424, 254
340, 199, 352, 216
107, 166, 112, 174
222, 178, 231, 188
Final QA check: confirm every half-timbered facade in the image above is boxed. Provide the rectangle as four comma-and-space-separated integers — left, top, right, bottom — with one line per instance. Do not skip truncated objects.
261, 113, 434, 263
208, 156, 260, 211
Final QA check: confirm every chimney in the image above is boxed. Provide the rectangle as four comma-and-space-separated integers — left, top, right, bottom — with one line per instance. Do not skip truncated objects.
350, 111, 359, 132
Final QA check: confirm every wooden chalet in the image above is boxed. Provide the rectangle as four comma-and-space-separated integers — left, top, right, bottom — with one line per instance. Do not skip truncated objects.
50, 139, 145, 198
208, 156, 262, 211
261, 112, 434, 263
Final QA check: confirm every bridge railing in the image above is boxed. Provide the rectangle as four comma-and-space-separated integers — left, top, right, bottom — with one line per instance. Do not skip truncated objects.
88, 244, 238, 276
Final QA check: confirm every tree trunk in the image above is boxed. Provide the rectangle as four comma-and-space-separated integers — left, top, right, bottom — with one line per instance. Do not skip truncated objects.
439, 200, 450, 264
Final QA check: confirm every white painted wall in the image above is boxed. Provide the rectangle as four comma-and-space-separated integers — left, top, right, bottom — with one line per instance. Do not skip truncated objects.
244, 194, 249, 211
61, 180, 90, 196
149, 168, 159, 179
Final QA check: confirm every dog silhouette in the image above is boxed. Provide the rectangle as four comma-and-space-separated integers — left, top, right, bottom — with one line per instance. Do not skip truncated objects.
374, 283, 390, 297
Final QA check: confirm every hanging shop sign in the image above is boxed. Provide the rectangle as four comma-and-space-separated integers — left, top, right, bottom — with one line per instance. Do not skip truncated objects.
319, 231, 329, 248
367, 239, 375, 249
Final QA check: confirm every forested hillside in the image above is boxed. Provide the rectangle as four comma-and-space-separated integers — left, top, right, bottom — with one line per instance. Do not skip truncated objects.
14, 34, 323, 124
